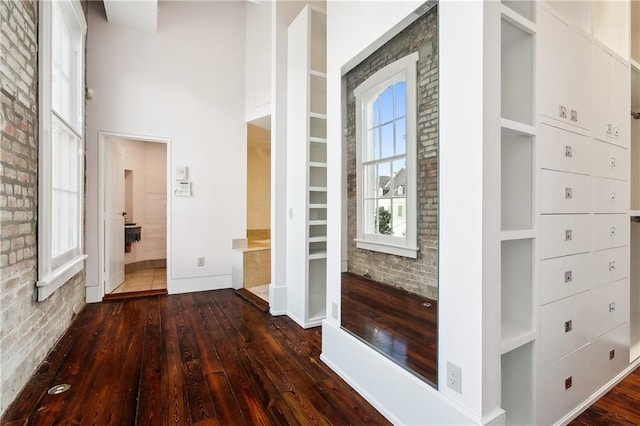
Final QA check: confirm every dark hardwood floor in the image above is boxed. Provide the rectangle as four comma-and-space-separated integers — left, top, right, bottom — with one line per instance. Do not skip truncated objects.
1, 290, 390, 425
570, 365, 640, 425
340, 272, 438, 386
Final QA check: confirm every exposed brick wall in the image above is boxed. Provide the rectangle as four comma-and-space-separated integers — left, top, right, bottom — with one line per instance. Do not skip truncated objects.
0, 0, 87, 415
345, 8, 438, 299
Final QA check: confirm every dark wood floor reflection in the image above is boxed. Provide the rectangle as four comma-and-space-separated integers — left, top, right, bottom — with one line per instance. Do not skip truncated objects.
1, 290, 390, 425
341, 272, 438, 386
570, 365, 640, 425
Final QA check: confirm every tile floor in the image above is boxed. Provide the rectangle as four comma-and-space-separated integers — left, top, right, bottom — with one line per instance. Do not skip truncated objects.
247, 283, 269, 302
111, 267, 167, 294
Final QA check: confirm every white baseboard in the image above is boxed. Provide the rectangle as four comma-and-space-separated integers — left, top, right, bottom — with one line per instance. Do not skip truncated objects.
482, 408, 506, 425
86, 284, 102, 303
320, 320, 476, 425
167, 274, 232, 294
558, 357, 640, 425
268, 283, 287, 315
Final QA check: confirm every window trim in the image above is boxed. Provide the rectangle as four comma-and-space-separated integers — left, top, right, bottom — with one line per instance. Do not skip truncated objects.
37, 0, 87, 301
353, 52, 419, 258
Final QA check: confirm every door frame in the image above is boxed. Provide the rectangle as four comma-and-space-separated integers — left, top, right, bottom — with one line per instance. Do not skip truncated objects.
98, 131, 172, 298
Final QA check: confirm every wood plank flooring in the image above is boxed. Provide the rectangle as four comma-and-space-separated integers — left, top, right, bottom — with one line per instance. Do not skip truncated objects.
341, 272, 438, 386
1, 290, 390, 425
570, 365, 640, 425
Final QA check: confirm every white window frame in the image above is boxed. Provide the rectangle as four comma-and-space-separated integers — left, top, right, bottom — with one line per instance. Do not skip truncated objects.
37, 0, 87, 301
354, 52, 419, 258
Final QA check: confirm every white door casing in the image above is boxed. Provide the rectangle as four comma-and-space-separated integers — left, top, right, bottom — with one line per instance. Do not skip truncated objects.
105, 139, 125, 293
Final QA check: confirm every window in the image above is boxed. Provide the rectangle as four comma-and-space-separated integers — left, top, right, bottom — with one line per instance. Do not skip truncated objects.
37, 0, 87, 301
354, 52, 418, 258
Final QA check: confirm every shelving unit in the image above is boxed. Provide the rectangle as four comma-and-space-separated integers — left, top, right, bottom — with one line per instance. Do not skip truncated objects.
502, 0, 534, 23
501, 239, 534, 355
530, 3, 632, 425
501, 128, 533, 232
286, 5, 327, 328
501, 342, 535, 425
501, 16, 534, 125
495, 2, 637, 424
498, 4, 537, 424
631, 66, 640, 212
630, 62, 640, 361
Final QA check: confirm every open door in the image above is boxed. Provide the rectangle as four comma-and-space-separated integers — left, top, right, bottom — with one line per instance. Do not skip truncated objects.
105, 139, 125, 293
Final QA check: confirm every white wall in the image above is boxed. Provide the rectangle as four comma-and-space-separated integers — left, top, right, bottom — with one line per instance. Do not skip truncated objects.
86, 1, 247, 299
324, 1, 498, 424
247, 124, 271, 230
117, 138, 167, 265
245, 1, 271, 122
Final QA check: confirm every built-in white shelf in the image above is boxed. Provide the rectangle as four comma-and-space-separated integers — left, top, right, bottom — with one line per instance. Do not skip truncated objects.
310, 116, 327, 139
501, 327, 536, 355
309, 162, 327, 168
501, 237, 533, 358
309, 207, 327, 221
308, 252, 327, 260
501, 17, 534, 125
310, 141, 327, 163
286, 5, 327, 329
501, 129, 533, 232
501, 118, 536, 136
501, 229, 536, 241
309, 8, 326, 73
309, 236, 327, 243
309, 191, 327, 205
309, 203, 327, 209
500, 3, 536, 34
501, 342, 535, 426
631, 211, 640, 217
310, 74, 327, 115
500, 3, 536, 424
631, 59, 640, 73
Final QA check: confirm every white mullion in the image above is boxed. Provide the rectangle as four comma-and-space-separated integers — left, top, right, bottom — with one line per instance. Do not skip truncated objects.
362, 154, 406, 168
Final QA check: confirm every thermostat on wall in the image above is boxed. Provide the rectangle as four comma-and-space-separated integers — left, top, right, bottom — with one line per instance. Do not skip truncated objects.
175, 181, 191, 197
175, 166, 188, 180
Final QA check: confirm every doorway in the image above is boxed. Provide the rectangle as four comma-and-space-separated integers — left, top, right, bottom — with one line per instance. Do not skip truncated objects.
99, 132, 170, 299
237, 116, 271, 305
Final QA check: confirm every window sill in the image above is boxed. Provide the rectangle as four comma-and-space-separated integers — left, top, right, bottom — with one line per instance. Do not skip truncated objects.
37, 254, 87, 301
355, 239, 418, 258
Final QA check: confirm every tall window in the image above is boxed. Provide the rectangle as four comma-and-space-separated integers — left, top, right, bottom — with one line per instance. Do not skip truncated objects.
354, 53, 418, 258
37, 0, 87, 301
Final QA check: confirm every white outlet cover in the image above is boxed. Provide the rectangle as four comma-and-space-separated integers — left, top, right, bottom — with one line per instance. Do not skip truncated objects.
447, 361, 462, 393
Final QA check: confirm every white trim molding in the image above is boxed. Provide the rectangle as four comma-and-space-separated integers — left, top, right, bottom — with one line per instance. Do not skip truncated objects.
353, 52, 419, 258
37, 0, 87, 301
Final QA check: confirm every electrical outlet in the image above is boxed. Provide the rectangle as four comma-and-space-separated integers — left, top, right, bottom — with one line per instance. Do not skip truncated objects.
197, 257, 205, 267
447, 362, 462, 393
